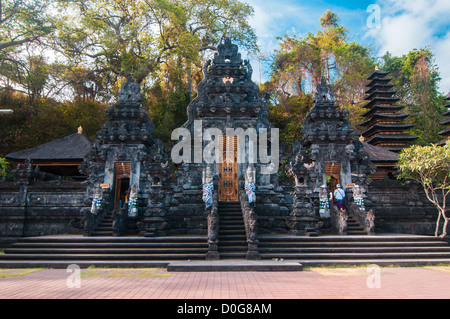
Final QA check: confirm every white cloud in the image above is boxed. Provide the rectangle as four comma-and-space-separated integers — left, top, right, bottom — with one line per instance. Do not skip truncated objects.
243, 0, 327, 82
365, 0, 450, 93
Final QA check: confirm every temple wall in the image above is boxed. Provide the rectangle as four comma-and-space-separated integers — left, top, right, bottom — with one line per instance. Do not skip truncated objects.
0, 176, 445, 242
0, 181, 87, 246
162, 186, 207, 236
255, 185, 294, 234
367, 179, 440, 235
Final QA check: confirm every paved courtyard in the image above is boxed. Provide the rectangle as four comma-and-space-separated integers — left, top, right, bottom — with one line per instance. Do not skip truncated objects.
0, 265, 449, 300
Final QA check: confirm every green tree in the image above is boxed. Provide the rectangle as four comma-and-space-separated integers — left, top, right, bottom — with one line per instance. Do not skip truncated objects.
397, 141, 450, 237
381, 49, 445, 145
0, 0, 56, 93
0, 89, 106, 156
263, 10, 375, 142
54, 0, 258, 100
0, 157, 10, 177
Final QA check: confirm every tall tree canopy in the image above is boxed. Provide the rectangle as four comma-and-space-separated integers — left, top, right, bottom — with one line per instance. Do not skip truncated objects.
381, 48, 446, 145
262, 10, 376, 145
53, 0, 258, 100
0, 0, 259, 154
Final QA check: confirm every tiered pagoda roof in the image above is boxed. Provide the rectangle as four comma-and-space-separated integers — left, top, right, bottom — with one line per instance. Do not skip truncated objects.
360, 69, 417, 153
438, 94, 450, 146
184, 37, 270, 131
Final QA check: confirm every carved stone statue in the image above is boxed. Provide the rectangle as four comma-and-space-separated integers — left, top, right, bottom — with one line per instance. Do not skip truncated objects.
338, 210, 348, 234
313, 77, 336, 103
118, 76, 142, 103
90, 185, 102, 215
319, 185, 330, 218
202, 165, 214, 210
353, 184, 365, 210
245, 164, 256, 204
127, 184, 138, 218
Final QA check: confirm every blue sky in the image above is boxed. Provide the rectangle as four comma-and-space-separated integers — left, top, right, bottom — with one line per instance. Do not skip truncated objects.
243, 0, 450, 94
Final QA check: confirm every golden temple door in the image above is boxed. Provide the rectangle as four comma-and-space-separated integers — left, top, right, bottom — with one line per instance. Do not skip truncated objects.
114, 162, 131, 209
219, 136, 238, 202
326, 162, 341, 192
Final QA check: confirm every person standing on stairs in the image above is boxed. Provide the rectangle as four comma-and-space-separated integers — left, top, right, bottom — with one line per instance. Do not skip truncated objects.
333, 184, 346, 211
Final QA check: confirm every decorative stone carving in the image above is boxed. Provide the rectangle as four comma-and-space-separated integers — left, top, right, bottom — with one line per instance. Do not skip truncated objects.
118, 76, 142, 103
287, 77, 374, 235
338, 210, 348, 234
202, 165, 214, 210
90, 185, 102, 215
80, 75, 169, 236
313, 77, 336, 103
245, 165, 256, 204
127, 184, 138, 218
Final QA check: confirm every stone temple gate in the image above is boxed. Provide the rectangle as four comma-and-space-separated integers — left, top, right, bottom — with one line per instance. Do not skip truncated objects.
0, 38, 445, 264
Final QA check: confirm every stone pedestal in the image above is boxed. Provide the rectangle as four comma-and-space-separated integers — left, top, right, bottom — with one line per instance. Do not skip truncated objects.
246, 241, 260, 260
206, 244, 220, 260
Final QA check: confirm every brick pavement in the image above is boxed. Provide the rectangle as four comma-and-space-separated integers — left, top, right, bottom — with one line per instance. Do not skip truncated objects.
0, 266, 450, 300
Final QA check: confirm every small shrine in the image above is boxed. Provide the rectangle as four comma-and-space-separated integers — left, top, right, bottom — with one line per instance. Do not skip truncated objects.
5, 129, 92, 179
79, 76, 170, 236
286, 77, 375, 236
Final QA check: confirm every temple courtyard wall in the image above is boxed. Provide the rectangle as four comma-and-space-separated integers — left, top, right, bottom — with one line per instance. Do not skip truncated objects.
0, 177, 442, 247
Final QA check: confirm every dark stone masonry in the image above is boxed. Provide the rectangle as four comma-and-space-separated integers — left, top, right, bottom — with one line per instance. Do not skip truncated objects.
0, 38, 443, 253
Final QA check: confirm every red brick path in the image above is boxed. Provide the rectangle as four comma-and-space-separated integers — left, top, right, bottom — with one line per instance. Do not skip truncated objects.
0, 266, 449, 299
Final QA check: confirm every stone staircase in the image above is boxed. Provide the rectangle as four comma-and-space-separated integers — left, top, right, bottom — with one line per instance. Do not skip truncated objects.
0, 236, 208, 268
346, 212, 367, 235
91, 211, 114, 236
218, 201, 247, 259
258, 235, 450, 266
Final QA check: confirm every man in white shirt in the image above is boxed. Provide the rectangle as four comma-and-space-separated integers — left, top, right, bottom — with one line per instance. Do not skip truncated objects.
333, 184, 346, 211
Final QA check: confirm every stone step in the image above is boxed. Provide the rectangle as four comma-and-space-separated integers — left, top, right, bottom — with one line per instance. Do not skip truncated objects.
0, 235, 211, 268
219, 246, 247, 252
219, 230, 246, 236
296, 259, 450, 267
258, 241, 448, 248
95, 226, 113, 231
219, 235, 246, 241
0, 260, 171, 269
219, 224, 246, 230
219, 213, 243, 217
347, 231, 368, 235
218, 240, 248, 246
166, 260, 303, 272
260, 251, 450, 260
9, 242, 208, 249
0, 253, 207, 261
91, 231, 113, 236
258, 235, 447, 243
16, 236, 207, 243
4, 248, 208, 254
219, 252, 248, 259
259, 246, 450, 254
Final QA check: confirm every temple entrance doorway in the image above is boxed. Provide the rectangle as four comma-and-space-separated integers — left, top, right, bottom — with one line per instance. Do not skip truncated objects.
326, 162, 341, 192
219, 136, 238, 202
114, 162, 131, 209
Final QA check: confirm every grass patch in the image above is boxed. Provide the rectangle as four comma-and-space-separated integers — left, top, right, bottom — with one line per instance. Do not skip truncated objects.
303, 264, 400, 270
424, 265, 450, 273
81, 267, 171, 278
0, 268, 44, 277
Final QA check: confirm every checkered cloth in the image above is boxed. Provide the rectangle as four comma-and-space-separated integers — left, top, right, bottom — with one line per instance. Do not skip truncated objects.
245, 182, 256, 204
202, 183, 214, 209
128, 198, 138, 217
